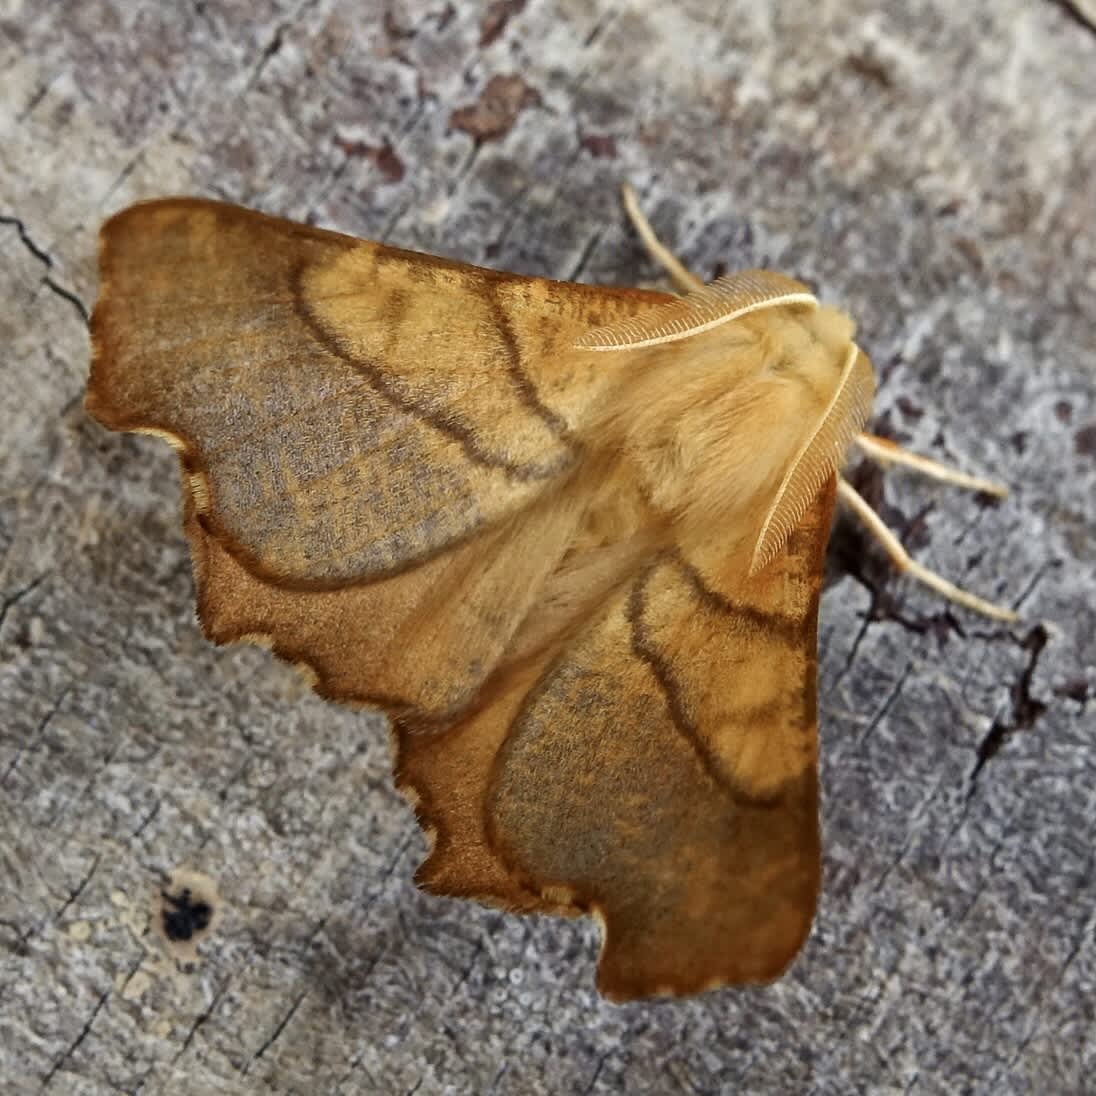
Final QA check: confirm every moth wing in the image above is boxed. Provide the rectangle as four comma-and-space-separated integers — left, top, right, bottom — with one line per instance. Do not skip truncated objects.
178, 461, 832, 976
179, 473, 594, 719
179, 466, 655, 915
87, 198, 667, 588
406, 482, 834, 999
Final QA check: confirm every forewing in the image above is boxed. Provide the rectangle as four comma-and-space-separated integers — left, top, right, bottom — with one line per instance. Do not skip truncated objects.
87, 199, 666, 587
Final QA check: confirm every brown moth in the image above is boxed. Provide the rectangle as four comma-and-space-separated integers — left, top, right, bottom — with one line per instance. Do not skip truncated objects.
85, 193, 1008, 1000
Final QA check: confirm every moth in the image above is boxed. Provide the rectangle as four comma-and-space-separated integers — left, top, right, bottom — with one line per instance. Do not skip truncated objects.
86, 185, 1013, 1000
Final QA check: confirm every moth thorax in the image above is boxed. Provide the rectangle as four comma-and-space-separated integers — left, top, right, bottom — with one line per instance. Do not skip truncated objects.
623, 305, 873, 566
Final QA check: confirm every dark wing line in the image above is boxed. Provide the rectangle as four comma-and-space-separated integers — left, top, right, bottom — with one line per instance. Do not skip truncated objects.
177, 450, 505, 594
625, 556, 811, 803
88, 198, 672, 592
289, 258, 578, 483
625, 558, 725, 789
484, 281, 576, 441
672, 550, 813, 643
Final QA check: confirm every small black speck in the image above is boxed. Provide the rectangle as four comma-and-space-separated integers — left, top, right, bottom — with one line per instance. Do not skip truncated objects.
161, 886, 213, 942
896, 395, 923, 421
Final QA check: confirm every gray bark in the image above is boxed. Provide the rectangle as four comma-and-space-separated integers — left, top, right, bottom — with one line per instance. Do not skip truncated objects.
2, 1, 1094, 1093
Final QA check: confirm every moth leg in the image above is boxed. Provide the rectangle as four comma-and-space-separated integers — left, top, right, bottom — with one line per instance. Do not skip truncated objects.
855, 433, 1008, 498
836, 478, 1018, 622
621, 183, 704, 294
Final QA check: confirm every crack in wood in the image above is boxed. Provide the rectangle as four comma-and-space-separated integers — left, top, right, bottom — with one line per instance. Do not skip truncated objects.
174, 981, 230, 1062
0, 213, 54, 267
1047, 0, 1096, 33
856, 661, 912, 746
565, 226, 605, 282
3, 683, 71, 789
242, 988, 309, 1072
1, 215, 89, 322
580, 1052, 610, 1096
53, 852, 100, 923
40, 988, 111, 1089
0, 571, 49, 635
968, 624, 1049, 787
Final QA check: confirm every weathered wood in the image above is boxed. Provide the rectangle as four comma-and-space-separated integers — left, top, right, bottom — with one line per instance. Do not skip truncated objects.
2, 2, 1094, 1092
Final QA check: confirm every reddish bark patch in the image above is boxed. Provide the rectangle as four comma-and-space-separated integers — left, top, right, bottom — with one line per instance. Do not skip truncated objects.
580, 133, 618, 158
1075, 423, 1096, 457
480, 0, 527, 46
450, 74, 541, 142
334, 136, 405, 183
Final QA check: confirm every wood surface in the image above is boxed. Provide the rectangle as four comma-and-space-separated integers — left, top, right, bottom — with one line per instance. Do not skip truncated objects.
1, 2, 1094, 1092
